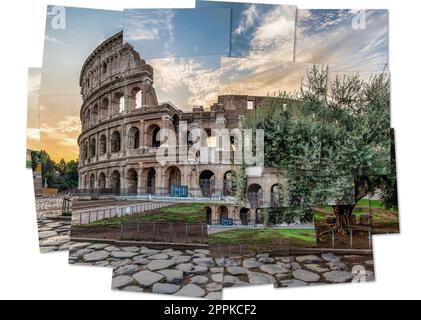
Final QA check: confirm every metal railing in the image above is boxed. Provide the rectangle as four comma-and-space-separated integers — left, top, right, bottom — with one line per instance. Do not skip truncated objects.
118, 222, 208, 244
72, 202, 173, 225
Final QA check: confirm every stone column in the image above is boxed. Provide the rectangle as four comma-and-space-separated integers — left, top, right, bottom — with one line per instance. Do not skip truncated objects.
156, 166, 164, 195
139, 120, 146, 151
108, 93, 113, 119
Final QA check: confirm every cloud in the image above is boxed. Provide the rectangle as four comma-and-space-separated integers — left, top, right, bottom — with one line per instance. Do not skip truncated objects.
150, 57, 221, 109
45, 35, 62, 45
219, 58, 317, 97
295, 9, 389, 72
40, 115, 81, 148
125, 10, 175, 44
234, 4, 258, 35
27, 72, 42, 94
233, 5, 296, 61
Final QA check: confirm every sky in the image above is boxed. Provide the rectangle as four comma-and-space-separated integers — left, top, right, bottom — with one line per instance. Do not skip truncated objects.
150, 55, 222, 109
219, 58, 318, 96
27, 68, 42, 152
123, 8, 231, 59
36, 6, 389, 163
295, 9, 389, 72
39, 6, 122, 162
196, 1, 296, 61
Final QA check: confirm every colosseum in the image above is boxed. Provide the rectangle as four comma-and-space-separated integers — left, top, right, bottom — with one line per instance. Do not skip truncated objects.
77, 32, 285, 225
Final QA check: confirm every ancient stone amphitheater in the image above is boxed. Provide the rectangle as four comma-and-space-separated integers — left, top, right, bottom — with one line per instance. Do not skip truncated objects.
78, 32, 283, 225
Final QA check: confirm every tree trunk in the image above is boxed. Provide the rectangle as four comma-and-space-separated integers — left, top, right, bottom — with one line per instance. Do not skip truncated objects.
333, 205, 355, 232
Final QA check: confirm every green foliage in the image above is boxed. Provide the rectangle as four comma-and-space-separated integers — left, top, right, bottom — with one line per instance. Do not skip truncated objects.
31, 150, 79, 191
242, 66, 396, 226
234, 162, 247, 206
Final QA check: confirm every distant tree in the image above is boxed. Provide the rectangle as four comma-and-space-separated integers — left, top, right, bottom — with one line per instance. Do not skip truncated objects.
30, 151, 79, 191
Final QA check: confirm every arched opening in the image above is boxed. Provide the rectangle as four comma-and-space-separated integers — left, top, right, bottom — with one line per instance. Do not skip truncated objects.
205, 207, 212, 225
119, 96, 125, 113
84, 174, 89, 189
100, 98, 109, 121
99, 135, 107, 155
113, 93, 124, 114
90, 139, 96, 158
128, 127, 140, 150
86, 110, 91, 128
167, 167, 182, 193
204, 128, 216, 147
131, 87, 143, 109
82, 142, 88, 161
111, 171, 121, 194
89, 173, 95, 190
148, 125, 161, 148
98, 172, 106, 189
91, 104, 99, 124
144, 168, 156, 194
271, 184, 280, 207
102, 62, 108, 75
223, 171, 236, 196
247, 184, 263, 208
127, 169, 138, 195
111, 131, 121, 153
199, 170, 215, 197
187, 130, 194, 147
240, 208, 250, 226
256, 209, 265, 225
219, 206, 229, 224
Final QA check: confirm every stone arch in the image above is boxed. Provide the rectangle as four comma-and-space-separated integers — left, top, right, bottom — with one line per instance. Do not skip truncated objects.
131, 87, 143, 110
165, 166, 182, 193
199, 170, 215, 197
99, 135, 107, 155
240, 208, 250, 225
89, 173, 96, 190
204, 128, 215, 147
111, 131, 121, 153
271, 184, 280, 207
147, 124, 161, 148
90, 138, 96, 158
86, 110, 91, 128
127, 127, 140, 150
100, 98, 109, 121
223, 171, 236, 196
142, 168, 156, 194
218, 206, 229, 224
98, 172, 106, 189
91, 104, 99, 124
102, 62, 108, 75
110, 170, 121, 194
247, 184, 263, 208
84, 174, 89, 189
204, 207, 212, 225
82, 142, 88, 161
113, 92, 124, 114
126, 169, 139, 195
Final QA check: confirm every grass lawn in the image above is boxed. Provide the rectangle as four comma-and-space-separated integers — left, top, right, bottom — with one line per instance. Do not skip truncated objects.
209, 228, 317, 247
83, 203, 206, 227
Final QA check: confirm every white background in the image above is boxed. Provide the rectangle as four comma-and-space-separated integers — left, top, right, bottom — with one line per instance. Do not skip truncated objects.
0, 0, 419, 300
